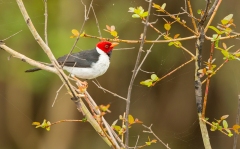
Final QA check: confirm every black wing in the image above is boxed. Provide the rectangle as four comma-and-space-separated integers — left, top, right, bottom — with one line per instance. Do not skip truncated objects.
57, 49, 100, 68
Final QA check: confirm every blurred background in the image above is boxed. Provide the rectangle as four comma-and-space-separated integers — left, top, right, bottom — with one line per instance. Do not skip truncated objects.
1, 0, 240, 149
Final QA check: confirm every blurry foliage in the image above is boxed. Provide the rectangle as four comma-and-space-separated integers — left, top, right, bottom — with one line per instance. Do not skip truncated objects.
1, 0, 240, 149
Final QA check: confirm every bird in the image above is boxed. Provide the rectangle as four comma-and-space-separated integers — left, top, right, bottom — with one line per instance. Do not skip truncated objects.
25, 41, 119, 79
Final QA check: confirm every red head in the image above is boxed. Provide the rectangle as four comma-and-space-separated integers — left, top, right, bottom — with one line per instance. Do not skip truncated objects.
96, 41, 119, 54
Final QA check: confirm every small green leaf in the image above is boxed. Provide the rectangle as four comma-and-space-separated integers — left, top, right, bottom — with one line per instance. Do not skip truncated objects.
113, 125, 121, 131
164, 23, 171, 31
140, 79, 153, 87
168, 42, 174, 46
228, 133, 233, 137
151, 74, 159, 81
218, 125, 223, 131
225, 128, 233, 137
221, 50, 230, 57
221, 14, 233, 25
110, 31, 118, 37
128, 115, 134, 124
145, 141, 151, 145
208, 26, 223, 34
142, 11, 149, 18
223, 120, 228, 129
197, 9, 202, 14
132, 14, 140, 18
161, 3, 166, 10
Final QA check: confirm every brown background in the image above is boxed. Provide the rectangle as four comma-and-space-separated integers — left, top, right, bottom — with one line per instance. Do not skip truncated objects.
1, 0, 240, 149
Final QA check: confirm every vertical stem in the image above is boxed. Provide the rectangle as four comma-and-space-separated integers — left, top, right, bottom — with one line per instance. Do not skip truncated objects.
44, 0, 48, 45
202, 42, 215, 117
125, 1, 153, 147
233, 95, 240, 149
194, 0, 213, 148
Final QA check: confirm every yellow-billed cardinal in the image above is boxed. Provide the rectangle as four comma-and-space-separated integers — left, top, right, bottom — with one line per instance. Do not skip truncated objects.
26, 41, 119, 79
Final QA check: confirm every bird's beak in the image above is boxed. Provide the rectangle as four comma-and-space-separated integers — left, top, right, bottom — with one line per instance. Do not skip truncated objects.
110, 42, 119, 48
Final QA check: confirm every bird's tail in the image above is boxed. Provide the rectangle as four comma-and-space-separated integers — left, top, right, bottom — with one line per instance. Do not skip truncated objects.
25, 68, 42, 72
25, 62, 54, 72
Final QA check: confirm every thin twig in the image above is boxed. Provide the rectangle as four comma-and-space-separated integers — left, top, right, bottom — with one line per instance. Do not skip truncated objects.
233, 95, 240, 149
201, 118, 228, 136
180, 7, 200, 22
1, 30, 22, 41
62, 0, 93, 67
43, 0, 48, 45
143, 124, 171, 149
156, 7, 198, 36
125, 1, 153, 147
140, 69, 155, 74
205, 34, 240, 41
152, 58, 194, 86
179, 45, 195, 57
92, 81, 127, 101
114, 47, 135, 51
187, 0, 198, 32
202, 42, 215, 117
52, 83, 64, 107
135, 35, 163, 77
91, 5, 102, 38
153, 11, 186, 17
122, 112, 126, 142
217, 25, 240, 36
134, 135, 140, 149
204, 0, 222, 33
202, 48, 240, 84
50, 119, 83, 126
83, 33, 198, 43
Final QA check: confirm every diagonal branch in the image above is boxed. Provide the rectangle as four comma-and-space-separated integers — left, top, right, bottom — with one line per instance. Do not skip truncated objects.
14, 0, 120, 148
204, 0, 222, 33
0, 43, 57, 74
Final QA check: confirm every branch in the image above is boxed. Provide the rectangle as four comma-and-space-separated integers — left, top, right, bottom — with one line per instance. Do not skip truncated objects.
0, 43, 57, 74
142, 124, 171, 149
83, 33, 198, 43
204, 0, 222, 33
92, 81, 127, 101
62, 0, 93, 67
194, 0, 212, 148
202, 42, 215, 117
14, 0, 119, 148
187, 0, 198, 32
43, 0, 48, 45
125, 0, 153, 147
233, 95, 240, 149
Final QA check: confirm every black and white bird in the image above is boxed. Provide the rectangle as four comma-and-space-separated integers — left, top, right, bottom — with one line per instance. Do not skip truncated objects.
26, 41, 119, 79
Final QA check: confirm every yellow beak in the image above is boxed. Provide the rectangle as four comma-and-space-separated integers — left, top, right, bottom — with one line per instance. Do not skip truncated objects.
110, 42, 119, 48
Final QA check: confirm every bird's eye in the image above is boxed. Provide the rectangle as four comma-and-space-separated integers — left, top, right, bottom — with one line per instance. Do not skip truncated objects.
105, 45, 109, 49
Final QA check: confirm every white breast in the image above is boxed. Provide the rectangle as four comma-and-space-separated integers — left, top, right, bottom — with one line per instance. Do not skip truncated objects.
63, 47, 110, 79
